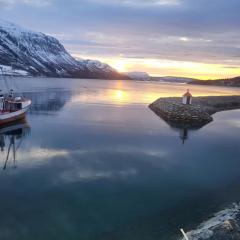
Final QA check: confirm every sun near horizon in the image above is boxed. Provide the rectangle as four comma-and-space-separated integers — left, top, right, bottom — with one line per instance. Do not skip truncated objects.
2, 0, 240, 81
74, 54, 240, 80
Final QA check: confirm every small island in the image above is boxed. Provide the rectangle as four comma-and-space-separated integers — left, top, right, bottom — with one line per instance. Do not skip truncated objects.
149, 93, 240, 128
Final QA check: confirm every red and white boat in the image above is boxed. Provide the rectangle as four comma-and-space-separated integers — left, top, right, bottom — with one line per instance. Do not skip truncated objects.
0, 66, 31, 125
0, 91, 31, 125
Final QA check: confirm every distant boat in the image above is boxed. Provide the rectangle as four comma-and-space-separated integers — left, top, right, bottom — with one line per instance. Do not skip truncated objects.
0, 67, 31, 125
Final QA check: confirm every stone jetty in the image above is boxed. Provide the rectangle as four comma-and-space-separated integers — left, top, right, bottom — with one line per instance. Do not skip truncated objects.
149, 96, 240, 128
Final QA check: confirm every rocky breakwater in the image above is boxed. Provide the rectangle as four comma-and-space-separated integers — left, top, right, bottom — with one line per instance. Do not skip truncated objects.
149, 96, 240, 128
180, 203, 240, 240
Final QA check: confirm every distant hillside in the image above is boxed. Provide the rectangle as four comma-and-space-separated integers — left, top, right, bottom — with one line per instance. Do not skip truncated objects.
151, 76, 197, 83
189, 77, 240, 87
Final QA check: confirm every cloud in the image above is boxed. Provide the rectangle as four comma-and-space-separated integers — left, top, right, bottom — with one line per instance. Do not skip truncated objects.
87, 0, 182, 7
0, 0, 53, 8
1, 0, 240, 77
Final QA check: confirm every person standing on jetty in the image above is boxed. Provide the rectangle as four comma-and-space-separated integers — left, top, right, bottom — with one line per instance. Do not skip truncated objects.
182, 89, 192, 105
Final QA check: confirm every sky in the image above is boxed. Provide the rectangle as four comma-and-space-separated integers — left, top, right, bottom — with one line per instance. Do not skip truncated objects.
1, 0, 240, 79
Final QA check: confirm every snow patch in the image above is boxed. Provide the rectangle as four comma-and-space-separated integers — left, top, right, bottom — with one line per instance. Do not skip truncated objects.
78, 59, 115, 73
0, 65, 29, 76
127, 72, 151, 81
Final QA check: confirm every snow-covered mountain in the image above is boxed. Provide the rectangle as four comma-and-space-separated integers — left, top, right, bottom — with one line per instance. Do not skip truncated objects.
0, 19, 127, 79
77, 59, 120, 78
126, 72, 151, 81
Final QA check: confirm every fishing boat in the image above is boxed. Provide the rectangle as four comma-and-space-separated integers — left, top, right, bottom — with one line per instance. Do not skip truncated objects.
0, 67, 31, 125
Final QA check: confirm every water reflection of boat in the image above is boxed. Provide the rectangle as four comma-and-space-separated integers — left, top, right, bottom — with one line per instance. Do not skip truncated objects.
0, 121, 31, 170
24, 90, 71, 114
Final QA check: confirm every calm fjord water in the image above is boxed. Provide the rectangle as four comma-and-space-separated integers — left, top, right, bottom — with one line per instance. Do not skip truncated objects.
0, 78, 240, 240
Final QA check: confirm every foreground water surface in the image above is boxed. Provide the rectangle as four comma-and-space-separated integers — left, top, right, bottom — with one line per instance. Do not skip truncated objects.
0, 78, 240, 240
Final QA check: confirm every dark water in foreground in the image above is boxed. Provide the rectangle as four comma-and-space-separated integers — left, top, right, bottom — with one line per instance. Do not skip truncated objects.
0, 78, 240, 240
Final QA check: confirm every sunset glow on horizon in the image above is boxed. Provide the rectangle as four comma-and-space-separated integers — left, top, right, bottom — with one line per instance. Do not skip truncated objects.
2, 0, 240, 80
73, 54, 240, 80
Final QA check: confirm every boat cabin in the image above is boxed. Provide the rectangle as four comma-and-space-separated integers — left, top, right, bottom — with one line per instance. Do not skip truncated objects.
4, 100, 22, 112
0, 89, 29, 113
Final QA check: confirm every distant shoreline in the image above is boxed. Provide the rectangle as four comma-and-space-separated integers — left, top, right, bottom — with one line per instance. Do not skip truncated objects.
189, 77, 240, 87
1, 75, 240, 88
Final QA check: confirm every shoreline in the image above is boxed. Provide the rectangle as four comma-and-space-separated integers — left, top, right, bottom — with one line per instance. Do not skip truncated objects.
181, 203, 240, 240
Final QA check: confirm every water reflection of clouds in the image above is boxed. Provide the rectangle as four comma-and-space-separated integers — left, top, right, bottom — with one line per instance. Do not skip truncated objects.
17, 148, 69, 162
53, 149, 171, 184
11, 147, 169, 167
198, 110, 240, 136
0, 78, 240, 240
0, 145, 173, 184
0, 147, 68, 170
226, 117, 240, 128
225, 119, 240, 128
60, 168, 137, 183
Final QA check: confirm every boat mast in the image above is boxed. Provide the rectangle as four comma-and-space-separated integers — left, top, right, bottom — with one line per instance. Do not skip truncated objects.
0, 66, 10, 93
11, 61, 23, 97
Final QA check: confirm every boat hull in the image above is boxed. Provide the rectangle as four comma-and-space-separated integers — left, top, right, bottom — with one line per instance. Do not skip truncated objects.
0, 107, 30, 125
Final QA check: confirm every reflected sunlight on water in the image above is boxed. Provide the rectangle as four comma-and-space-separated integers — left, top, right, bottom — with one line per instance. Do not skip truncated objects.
0, 78, 239, 240
69, 80, 240, 106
